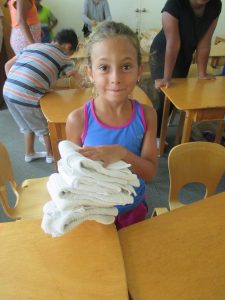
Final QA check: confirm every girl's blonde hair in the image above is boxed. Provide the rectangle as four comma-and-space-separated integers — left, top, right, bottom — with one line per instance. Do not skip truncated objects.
86, 21, 142, 67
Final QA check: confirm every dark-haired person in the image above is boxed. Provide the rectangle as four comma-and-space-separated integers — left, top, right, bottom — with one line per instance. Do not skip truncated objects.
149, 0, 222, 143
3, 29, 80, 164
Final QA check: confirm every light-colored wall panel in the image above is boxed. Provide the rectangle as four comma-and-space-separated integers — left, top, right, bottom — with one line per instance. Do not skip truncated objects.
43, 0, 225, 41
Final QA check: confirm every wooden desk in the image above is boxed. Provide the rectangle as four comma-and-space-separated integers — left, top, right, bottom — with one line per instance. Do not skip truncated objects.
159, 77, 225, 155
209, 43, 225, 67
215, 35, 225, 45
119, 191, 225, 300
40, 86, 152, 162
0, 220, 128, 299
70, 45, 87, 60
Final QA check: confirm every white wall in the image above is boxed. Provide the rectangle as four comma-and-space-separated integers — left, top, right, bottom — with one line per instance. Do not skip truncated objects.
43, 0, 225, 42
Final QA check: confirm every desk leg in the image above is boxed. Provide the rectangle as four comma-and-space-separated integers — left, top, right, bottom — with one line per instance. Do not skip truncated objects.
174, 111, 185, 145
181, 111, 194, 143
211, 57, 219, 68
48, 122, 61, 163
215, 120, 225, 144
159, 96, 170, 156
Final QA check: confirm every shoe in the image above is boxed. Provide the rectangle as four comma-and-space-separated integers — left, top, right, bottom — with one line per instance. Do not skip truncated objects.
25, 151, 47, 163
46, 155, 54, 164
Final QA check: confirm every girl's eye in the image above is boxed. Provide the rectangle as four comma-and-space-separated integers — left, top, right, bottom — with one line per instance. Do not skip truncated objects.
122, 64, 131, 71
98, 65, 108, 72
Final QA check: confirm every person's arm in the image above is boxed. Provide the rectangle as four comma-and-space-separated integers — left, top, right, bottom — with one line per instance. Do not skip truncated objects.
75, 105, 158, 181
16, 0, 34, 45
66, 69, 85, 89
121, 105, 158, 181
81, 0, 92, 26
66, 107, 86, 146
155, 11, 180, 90
103, 1, 112, 21
196, 18, 219, 79
48, 10, 58, 32
5, 56, 17, 75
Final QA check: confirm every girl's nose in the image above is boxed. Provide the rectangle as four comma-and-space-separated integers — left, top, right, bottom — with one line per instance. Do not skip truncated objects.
110, 69, 121, 84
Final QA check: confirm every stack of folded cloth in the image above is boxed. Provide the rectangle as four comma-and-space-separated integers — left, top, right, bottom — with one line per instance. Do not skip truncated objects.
41, 140, 140, 237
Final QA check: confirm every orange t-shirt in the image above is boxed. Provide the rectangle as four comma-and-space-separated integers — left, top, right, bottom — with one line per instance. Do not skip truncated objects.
8, 0, 39, 27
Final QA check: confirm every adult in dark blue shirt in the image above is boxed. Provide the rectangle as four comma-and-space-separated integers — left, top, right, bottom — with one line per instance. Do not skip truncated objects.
150, 0, 222, 138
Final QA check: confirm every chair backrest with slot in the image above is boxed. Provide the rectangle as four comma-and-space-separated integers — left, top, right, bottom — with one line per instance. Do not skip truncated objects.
168, 142, 225, 210
0, 143, 20, 217
0, 143, 49, 220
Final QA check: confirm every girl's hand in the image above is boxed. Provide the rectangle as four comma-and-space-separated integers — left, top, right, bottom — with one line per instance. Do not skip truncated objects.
155, 78, 171, 90
78, 145, 128, 167
198, 73, 216, 80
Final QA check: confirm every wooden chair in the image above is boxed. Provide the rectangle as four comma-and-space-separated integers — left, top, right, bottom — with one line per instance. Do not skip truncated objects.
0, 143, 50, 220
152, 141, 225, 215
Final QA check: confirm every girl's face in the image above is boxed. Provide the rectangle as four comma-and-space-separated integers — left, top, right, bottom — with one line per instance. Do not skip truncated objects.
87, 36, 142, 103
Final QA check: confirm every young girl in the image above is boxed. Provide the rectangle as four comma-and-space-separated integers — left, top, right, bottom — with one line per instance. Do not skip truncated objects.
66, 21, 158, 229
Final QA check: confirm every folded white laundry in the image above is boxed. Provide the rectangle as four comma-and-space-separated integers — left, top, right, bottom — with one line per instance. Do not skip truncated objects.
48, 173, 119, 196
58, 169, 120, 193
59, 140, 131, 170
41, 140, 142, 237
47, 173, 134, 210
58, 167, 136, 195
58, 158, 129, 185
58, 140, 140, 186
41, 200, 117, 237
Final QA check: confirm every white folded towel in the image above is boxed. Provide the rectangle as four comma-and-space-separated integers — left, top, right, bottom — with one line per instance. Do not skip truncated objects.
59, 168, 136, 195
41, 200, 117, 237
49, 173, 118, 196
47, 173, 134, 211
59, 140, 131, 172
41, 140, 141, 237
58, 140, 140, 186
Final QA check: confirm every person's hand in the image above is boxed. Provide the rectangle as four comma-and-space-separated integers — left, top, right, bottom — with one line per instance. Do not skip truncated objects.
155, 78, 171, 91
67, 70, 86, 89
78, 145, 128, 167
198, 73, 216, 80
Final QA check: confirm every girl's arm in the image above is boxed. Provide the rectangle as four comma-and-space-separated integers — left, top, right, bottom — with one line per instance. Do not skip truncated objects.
5, 56, 17, 75
196, 18, 218, 79
16, 0, 34, 45
78, 105, 158, 182
122, 105, 158, 181
155, 12, 180, 90
66, 107, 85, 146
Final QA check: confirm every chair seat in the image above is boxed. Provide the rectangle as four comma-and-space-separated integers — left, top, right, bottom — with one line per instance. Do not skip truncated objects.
11, 177, 50, 220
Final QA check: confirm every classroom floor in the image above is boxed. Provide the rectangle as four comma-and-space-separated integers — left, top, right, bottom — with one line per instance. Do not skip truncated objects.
0, 98, 224, 223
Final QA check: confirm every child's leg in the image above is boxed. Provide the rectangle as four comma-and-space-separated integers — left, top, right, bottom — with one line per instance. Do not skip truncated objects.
24, 132, 35, 155
43, 134, 53, 157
